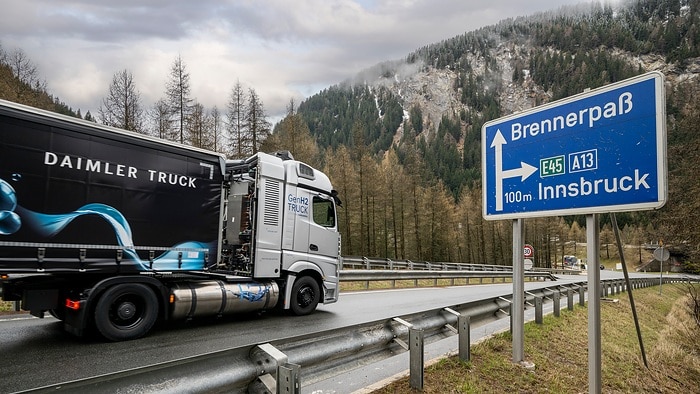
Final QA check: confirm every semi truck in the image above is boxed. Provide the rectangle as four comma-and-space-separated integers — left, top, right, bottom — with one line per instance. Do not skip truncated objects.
0, 99, 342, 341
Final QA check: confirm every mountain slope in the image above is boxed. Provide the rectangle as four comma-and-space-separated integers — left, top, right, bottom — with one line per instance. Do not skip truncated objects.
298, 0, 700, 267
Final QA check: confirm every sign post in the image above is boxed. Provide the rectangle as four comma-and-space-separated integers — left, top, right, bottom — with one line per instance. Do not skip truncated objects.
653, 243, 670, 294
482, 72, 666, 393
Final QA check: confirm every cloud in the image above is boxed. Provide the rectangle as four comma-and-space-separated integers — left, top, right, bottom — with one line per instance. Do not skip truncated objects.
0, 0, 593, 120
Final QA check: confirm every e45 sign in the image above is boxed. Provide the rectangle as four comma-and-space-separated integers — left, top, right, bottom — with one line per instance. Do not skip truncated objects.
482, 72, 667, 220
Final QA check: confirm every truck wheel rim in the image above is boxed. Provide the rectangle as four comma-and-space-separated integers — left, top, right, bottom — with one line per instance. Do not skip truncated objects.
298, 286, 315, 307
117, 302, 136, 320
110, 295, 143, 327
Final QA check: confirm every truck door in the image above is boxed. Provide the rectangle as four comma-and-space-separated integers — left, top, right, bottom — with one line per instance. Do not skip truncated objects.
307, 195, 339, 259
287, 190, 338, 260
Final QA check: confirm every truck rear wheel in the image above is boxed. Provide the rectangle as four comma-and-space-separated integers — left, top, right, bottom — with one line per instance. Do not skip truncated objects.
290, 276, 320, 316
94, 283, 158, 341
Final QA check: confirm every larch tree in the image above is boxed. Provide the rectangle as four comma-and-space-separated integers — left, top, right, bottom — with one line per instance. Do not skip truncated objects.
244, 87, 271, 154
324, 146, 357, 254
150, 98, 173, 140
165, 55, 193, 144
209, 106, 223, 153
187, 101, 210, 149
263, 98, 319, 165
98, 69, 144, 133
226, 80, 247, 158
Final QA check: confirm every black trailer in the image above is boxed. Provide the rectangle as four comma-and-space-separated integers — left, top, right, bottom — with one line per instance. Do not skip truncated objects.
0, 99, 236, 340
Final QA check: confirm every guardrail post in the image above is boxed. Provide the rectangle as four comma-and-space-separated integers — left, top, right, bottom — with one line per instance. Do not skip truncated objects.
278, 364, 300, 394
535, 296, 543, 324
579, 285, 585, 306
444, 308, 471, 362
458, 315, 471, 361
409, 328, 424, 390
603, 282, 608, 297
567, 289, 574, 311
250, 343, 300, 394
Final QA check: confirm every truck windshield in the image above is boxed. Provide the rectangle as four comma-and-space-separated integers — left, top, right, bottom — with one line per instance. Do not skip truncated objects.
312, 196, 335, 228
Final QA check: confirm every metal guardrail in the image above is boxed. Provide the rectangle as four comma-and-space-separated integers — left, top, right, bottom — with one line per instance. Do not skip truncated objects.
342, 256, 513, 271
342, 256, 582, 275
22, 276, 692, 393
339, 269, 557, 285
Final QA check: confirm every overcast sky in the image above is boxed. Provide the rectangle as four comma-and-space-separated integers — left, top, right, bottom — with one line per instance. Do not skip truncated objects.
1, 0, 597, 121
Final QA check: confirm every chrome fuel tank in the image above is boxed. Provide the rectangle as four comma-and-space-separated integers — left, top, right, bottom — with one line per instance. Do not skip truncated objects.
170, 280, 279, 320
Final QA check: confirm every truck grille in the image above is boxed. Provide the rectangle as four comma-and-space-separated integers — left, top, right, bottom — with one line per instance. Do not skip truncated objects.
263, 179, 280, 226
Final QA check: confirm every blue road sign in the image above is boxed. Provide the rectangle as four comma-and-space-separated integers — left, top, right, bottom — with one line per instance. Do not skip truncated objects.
482, 72, 666, 220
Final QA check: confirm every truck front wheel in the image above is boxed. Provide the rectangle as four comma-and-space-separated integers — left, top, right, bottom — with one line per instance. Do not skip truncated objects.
290, 276, 320, 316
94, 283, 159, 341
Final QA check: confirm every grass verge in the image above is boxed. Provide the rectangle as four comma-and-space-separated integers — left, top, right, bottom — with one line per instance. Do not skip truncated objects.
372, 282, 700, 393
0, 300, 16, 312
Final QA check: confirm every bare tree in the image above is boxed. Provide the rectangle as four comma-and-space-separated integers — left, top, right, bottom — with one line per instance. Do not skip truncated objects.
226, 80, 247, 158
187, 102, 215, 149
5, 47, 46, 102
150, 98, 173, 140
98, 69, 143, 132
209, 105, 223, 153
244, 87, 271, 154
165, 55, 192, 144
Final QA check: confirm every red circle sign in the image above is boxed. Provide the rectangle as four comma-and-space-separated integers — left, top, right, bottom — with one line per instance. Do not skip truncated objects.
523, 244, 534, 258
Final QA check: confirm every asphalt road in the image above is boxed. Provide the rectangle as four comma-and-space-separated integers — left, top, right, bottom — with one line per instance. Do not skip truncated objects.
0, 271, 635, 393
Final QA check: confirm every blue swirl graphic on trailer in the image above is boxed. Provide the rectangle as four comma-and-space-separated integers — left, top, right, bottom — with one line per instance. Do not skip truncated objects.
0, 178, 208, 270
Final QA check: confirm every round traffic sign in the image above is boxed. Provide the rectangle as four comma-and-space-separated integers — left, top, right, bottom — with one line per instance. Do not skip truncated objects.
523, 244, 534, 258
653, 247, 669, 262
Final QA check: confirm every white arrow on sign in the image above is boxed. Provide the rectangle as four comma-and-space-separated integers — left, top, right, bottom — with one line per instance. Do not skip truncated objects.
490, 129, 538, 211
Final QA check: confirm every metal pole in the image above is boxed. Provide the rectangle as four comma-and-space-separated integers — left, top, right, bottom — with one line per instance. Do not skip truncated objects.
611, 213, 648, 368
587, 214, 601, 394
659, 245, 663, 295
512, 218, 524, 363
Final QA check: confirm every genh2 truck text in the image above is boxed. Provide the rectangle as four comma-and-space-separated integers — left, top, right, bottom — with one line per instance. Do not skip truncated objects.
0, 99, 342, 341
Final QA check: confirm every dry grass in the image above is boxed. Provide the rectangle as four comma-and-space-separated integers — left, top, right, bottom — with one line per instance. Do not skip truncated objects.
372, 283, 700, 393
0, 300, 16, 313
